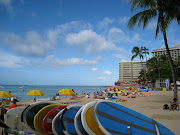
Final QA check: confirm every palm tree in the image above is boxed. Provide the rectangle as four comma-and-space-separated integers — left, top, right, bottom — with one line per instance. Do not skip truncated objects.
128, 0, 180, 100
142, 47, 149, 84
131, 46, 144, 61
131, 46, 147, 85
142, 47, 149, 65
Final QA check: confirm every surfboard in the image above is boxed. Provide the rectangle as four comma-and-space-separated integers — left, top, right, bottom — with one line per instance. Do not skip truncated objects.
60, 105, 82, 135
4, 107, 25, 130
34, 104, 60, 135
23, 101, 57, 134
43, 105, 68, 135
52, 106, 68, 135
93, 100, 175, 135
74, 105, 88, 135
81, 101, 105, 135
21, 104, 33, 123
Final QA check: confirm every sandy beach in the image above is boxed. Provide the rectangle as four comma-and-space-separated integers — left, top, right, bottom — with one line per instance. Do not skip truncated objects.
17, 90, 180, 135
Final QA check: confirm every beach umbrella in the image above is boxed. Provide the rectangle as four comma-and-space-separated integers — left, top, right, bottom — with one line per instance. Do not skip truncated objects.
26, 90, 44, 96
26, 90, 44, 100
106, 88, 112, 91
113, 88, 120, 91
58, 89, 75, 96
0, 91, 14, 98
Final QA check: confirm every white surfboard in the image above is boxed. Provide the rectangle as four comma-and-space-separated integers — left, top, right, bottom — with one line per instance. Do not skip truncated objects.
4, 107, 25, 130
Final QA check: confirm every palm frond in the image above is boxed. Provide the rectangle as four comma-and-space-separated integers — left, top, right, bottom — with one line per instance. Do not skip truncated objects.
128, 8, 157, 30
130, 0, 156, 11
143, 51, 149, 55
131, 54, 138, 61
139, 54, 144, 60
132, 46, 140, 54
155, 13, 161, 38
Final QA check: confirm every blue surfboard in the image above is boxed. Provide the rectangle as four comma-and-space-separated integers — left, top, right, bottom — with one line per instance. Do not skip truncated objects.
93, 101, 175, 135
52, 106, 67, 135
74, 106, 88, 135
60, 105, 82, 135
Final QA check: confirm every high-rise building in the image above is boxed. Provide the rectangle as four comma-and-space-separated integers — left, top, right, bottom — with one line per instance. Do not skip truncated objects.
119, 61, 146, 83
151, 44, 180, 61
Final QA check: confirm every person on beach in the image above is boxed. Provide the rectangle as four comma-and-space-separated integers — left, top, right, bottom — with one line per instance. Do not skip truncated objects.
0, 106, 8, 135
0, 106, 7, 121
11, 97, 14, 102
8, 100, 17, 109
33, 98, 36, 102
169, 98, 179, 110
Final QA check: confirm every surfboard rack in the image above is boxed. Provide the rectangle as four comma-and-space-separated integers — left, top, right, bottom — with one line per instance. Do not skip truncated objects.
127, 126, 131, 135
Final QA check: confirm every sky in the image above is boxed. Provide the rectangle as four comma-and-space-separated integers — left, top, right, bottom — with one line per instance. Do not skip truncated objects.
0, 0, 180, 86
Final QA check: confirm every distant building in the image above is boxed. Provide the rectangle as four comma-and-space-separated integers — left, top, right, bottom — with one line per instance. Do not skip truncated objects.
151, 44, 180, 61
119, 61, 146, 83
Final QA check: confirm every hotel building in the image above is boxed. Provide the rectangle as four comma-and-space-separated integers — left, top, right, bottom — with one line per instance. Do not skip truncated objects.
151, 44, 180, 61
119, 61, 146, 83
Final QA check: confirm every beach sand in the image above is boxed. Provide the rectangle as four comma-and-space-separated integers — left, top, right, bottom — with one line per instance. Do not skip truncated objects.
17, 90, 180, 134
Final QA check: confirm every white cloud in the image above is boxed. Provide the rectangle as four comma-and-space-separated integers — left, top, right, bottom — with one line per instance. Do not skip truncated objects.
103, 70, 112, 75
118, 17, 130, 25
97, 17, 115, 30
91, 68, 98, 72
47, 30, 59, 44
0, 0, 24, 16
147, 21, 157, 29
56, 21, 93, 36
121, 59, 129, 62
66, 29, 117, 54
97, 76, 106, 80
108, 27, 140, 44
0, 21, 94, 58
0, 51, 100, 69
0, 31, 57, 57
39, 55, 99, 69
132, 33, 140, 42
0, 51, 27, 68
0, 0, 14, 15
112, 54, 128, 60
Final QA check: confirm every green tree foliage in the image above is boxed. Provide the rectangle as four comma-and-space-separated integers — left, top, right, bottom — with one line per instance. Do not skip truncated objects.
114, 80, 121, 86
146, 55, 180, 83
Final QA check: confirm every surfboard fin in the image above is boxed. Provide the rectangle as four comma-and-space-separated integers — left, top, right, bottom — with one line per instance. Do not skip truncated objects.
127, 126, 131, 135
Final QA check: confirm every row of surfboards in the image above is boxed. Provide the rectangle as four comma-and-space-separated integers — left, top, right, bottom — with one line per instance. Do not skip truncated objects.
4, 100, 174, 135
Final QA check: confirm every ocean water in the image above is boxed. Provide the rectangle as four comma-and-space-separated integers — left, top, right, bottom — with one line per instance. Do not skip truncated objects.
0, 85, 110, 101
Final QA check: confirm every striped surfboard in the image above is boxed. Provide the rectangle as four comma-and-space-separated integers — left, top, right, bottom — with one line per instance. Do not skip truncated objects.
60, 105, 82, 135
52, 108, 67, 135
74, 106, 88, 135
93, 101, 175, 135
23, 101, 57, 134
34, 104, 60, 135
43, 105, 68, 135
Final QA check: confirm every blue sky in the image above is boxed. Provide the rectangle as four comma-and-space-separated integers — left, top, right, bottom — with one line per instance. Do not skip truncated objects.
0, 0, 180, 86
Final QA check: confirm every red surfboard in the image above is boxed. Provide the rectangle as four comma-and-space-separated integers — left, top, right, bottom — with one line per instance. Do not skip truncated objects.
42, 105, 68, 135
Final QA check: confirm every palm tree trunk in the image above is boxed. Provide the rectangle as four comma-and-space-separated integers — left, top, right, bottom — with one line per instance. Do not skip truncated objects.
163, 31, 178, 100
157, 67, 160, 80
159, 9, 178, 100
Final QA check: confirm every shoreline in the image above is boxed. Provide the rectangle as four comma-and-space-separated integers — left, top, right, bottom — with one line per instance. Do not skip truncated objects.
15, 91, 180, 134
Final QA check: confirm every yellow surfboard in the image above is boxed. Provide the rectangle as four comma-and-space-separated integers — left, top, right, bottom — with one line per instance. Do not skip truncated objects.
81, 101, 105, 135
34, 104, 60, 135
